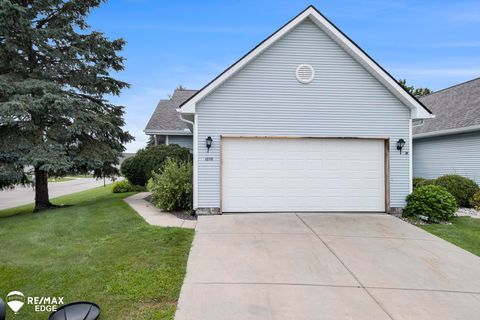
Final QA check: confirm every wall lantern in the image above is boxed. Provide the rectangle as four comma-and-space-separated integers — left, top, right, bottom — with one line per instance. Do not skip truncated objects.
396, 138, 406, 154
206, 136, 213, 152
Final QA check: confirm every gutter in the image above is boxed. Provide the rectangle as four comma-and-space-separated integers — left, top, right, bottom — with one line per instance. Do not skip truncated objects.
144, 129, 192, 136
413, 124, 480, 139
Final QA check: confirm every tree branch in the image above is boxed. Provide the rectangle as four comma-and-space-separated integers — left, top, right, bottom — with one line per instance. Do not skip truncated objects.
35, 10, 60, 29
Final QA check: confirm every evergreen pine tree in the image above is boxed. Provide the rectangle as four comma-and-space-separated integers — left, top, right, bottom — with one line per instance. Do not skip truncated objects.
0, 0, 133, 211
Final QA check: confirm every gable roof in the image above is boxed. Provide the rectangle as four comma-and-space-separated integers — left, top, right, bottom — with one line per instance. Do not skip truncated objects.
413, 78, 480, 138
178, 5, 432, 119
145, 89, 198, 134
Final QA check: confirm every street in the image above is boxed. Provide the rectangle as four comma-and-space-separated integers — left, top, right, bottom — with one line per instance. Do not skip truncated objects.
0, 178, 110, 210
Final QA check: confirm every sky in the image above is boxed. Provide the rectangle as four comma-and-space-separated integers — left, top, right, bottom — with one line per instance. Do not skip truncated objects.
86, 0, 480, 152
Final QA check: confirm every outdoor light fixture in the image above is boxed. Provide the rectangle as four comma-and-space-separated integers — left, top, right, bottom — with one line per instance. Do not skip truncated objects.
396, 138, 405, 154
206, 136, 213, 152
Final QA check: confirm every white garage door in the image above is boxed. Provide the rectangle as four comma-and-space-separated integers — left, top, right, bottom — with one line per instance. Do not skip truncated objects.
221, 138, 385, 212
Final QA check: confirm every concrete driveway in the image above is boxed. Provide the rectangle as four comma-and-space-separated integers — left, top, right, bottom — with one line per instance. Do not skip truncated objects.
176, 213, 480, 320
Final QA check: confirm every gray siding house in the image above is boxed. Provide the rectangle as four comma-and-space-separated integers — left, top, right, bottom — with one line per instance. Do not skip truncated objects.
413, 78, 480, 183
178, 6, 432, 214
144, 88, 197, 150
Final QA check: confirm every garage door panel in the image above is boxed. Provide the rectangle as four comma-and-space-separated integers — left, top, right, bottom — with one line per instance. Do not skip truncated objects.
222, 138, 385, 212
265, 159, 284, 169
306, 161, 324, 170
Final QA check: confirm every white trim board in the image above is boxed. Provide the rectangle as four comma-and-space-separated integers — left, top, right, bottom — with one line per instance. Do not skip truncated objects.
144, 129, 192, 136
409, 119, 413, 193
193, 113, 199, 209
178, 5, 433, 120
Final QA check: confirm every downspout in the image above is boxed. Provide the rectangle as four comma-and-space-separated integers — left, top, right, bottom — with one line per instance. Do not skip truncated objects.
178, 110, 197, 212
178, 111, 194, 127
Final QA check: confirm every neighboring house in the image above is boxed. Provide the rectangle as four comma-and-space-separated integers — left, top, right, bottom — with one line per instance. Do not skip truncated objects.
413, 78, 480, 183
118, 152, 135, 165
144, 88, 197, 150
178, 6, 433, 214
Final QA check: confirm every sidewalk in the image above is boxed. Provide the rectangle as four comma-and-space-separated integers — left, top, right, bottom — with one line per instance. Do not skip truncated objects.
124, 192, 196, 229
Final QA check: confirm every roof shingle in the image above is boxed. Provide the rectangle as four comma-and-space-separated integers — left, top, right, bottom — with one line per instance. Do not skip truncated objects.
145, 89, 198, 132
414, 78, 480, 135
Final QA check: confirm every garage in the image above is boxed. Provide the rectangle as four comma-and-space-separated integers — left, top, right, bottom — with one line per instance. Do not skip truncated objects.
178, 6, 433, 215
221, 137, 386, 213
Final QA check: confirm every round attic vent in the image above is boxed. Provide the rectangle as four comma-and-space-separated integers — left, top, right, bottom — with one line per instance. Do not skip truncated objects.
296, 64, 315, 84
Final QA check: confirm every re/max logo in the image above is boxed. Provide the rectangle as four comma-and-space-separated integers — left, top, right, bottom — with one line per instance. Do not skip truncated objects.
27, 296, 64, 305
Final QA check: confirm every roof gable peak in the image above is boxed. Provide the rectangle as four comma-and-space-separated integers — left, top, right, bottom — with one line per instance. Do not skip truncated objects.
179, 5, 432, 119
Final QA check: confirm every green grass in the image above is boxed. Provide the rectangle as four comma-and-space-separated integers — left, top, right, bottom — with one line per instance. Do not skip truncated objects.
0, 185, 194, 319
420, 217, 480, 256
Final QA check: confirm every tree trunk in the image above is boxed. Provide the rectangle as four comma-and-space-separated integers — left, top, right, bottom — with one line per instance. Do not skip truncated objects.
34, 168, 53, 211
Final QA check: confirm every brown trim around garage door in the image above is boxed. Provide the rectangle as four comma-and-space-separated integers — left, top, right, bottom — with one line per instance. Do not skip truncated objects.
220, 135, 390, 214
385, 139, 391, 213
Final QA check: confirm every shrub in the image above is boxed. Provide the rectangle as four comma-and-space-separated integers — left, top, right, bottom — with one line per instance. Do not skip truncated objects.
404, 185, 458, 223
119, 157, 144, 186
149, 158, 193, 211
413, 177, 425, 189
120, 144, 191, 186
146, 177, 154, 192
112, 180, 145, 193
413, 177, 435, 189
470, 191, 480, 210
434, 174, 479, 207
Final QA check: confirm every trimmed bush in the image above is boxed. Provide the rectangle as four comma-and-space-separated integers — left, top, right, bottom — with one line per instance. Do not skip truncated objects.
413, 177, 426, 189
149, 158, 193, 211
434, 174, 479, 207
470, 191, 480, 210
120, 144, 191, 186
112, 180, 145, 193
119, 157, 144, 186
404, 185, 458, 223
412, 177, 430, 189
413, 177, 435, 189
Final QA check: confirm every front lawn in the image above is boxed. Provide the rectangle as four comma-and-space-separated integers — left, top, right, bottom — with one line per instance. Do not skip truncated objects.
420, 217, 480, 256
0, 185, 194, 319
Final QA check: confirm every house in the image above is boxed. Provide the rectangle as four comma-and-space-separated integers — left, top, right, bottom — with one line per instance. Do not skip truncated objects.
144, 88, 197, 150
413, 78, 480, 183
118, 152, 135, 165
177, 5, 433, 214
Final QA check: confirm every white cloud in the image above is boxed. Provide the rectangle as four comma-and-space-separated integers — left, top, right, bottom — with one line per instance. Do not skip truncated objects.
433, 2, 480, 24
108, 23, 265, 35
109, 87, 167, 153
390, 68, 480, 77
108, 61, 226, 153
447, 12, 480, 23
419, 41, 480, 48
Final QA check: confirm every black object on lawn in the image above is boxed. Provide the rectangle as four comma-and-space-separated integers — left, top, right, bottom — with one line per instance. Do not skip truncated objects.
0, 298, 5, 320
49, 302, 100, 320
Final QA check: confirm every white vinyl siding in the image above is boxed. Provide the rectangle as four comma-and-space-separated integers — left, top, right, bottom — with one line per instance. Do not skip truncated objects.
413, 132, 480, 184
222, 138, 385, 212
196, 19, 411, 210
168, 135, 193, 150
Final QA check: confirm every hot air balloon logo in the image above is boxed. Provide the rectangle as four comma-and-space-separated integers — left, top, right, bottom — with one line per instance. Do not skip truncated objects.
6, 291, 25, 314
